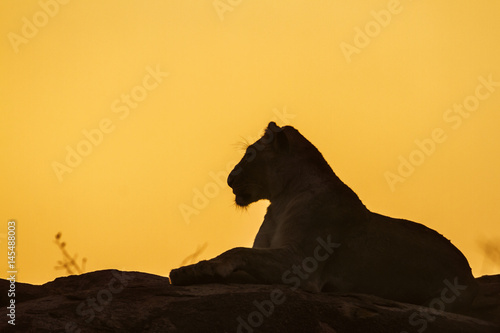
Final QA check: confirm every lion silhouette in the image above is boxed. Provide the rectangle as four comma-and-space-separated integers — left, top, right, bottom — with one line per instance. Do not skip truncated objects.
170, 122, 477, 311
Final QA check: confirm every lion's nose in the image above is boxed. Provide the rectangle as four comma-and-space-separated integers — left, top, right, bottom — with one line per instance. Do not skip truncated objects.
228, 166, 242, 187
227, 173, 235, 188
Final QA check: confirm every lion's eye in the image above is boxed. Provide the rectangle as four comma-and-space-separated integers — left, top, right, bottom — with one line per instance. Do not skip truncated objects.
244, 147, 257, 162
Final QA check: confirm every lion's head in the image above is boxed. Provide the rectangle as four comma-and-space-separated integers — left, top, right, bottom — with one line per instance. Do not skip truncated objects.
227, 122, 290, 207
227, 122, 336, 207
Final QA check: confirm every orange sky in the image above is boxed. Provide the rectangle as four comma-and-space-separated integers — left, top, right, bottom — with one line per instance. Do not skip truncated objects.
1, 1, 499, 284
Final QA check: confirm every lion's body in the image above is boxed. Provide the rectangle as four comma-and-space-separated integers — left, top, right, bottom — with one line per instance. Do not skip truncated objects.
170, 122, 477, 311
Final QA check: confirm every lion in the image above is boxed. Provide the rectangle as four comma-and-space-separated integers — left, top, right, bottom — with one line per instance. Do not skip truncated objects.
170, 122, 478, 311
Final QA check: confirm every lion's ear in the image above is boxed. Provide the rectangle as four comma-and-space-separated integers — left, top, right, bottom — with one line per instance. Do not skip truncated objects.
265, 122, 289, 153
272, 126, 289, 154
267, 122, 280, 132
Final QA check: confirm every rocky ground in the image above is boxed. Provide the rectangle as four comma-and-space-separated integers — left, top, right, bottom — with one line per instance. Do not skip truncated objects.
1, 270, 499, 332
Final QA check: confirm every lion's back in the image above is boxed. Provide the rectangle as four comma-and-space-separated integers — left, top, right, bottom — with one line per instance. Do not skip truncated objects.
324, 212, 477, 309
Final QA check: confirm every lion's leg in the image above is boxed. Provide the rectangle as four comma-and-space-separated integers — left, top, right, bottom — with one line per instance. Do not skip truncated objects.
169, 247, 301, 286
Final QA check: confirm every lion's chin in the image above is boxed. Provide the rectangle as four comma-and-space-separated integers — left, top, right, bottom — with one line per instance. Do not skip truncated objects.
235, 194, 252, 207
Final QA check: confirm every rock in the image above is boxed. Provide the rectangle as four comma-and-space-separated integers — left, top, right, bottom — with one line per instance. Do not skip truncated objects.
1, 270, 499, 332
468, 275, 500, 327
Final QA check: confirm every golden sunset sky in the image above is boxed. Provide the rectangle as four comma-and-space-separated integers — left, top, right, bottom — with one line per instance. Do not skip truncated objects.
1, 1, 499, 284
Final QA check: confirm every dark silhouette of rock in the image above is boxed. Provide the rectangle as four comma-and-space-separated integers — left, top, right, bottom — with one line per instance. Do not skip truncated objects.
1, 270, 499, 332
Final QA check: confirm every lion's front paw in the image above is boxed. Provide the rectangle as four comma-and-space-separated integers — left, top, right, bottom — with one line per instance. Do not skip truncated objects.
169, 260, 236, 286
